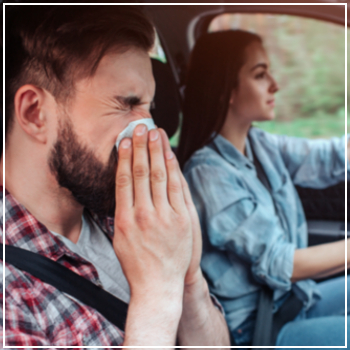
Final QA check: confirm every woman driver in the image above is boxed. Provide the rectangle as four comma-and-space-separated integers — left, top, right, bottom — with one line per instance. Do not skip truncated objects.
178, 30, 349, 347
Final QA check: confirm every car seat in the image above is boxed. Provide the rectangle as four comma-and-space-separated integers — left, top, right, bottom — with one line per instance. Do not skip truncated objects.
150, 58, 181, 141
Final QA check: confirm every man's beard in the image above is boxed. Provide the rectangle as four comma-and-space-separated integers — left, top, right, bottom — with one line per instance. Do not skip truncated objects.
48, 118, 118, 217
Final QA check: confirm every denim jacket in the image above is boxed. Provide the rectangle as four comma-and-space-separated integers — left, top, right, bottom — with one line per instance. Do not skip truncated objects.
183, 127, 347, 337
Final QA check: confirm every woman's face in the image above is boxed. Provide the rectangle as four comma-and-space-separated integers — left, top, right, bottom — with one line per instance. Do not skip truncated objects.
229, 41, 279, 123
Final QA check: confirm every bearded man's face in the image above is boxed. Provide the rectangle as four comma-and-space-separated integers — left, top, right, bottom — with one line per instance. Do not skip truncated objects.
49, 117, 118, 217
47, 49, 155, 217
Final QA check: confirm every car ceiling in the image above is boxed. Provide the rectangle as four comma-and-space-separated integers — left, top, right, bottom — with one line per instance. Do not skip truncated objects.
144, 3, 347, 85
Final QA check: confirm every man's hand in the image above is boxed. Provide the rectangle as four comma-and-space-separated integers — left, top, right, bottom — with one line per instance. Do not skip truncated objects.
113, 125, 193, 346
159, 129, 202, 287
159, 130, 230, 348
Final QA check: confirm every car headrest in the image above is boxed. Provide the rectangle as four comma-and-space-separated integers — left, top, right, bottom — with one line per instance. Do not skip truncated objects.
151, 58, 181, 139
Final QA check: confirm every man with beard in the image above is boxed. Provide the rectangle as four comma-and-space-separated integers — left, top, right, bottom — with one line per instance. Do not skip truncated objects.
1, 5, 230, 347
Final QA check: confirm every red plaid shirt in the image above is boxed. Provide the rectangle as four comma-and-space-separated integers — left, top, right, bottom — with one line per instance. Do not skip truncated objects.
0, 187, 125, 347
1, 186, 224, 347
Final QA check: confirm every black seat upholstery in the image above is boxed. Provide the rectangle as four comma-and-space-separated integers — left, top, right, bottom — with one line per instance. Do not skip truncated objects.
150, 58, 181, 139
296, 182, 347, 222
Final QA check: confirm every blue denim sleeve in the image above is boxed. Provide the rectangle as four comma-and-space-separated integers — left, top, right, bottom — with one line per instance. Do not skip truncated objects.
259, 132, 348, 189
186, 163, 295, 291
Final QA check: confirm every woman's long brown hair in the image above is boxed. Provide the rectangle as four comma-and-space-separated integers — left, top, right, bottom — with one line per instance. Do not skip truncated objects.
177, 30, 261, 169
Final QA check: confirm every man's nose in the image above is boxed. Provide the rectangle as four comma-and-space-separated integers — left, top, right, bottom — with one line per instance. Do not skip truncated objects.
134, 113, 153, 123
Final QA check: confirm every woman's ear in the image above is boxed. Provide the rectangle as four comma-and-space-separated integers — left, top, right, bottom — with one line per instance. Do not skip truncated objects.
14, 84, 49, 144
229, 90, 236, 105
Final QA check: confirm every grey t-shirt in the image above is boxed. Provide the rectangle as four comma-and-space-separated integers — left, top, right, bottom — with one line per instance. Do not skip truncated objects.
51, 215, 130, 303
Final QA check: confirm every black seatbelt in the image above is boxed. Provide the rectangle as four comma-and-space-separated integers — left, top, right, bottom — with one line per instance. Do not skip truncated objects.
1, 243, 128, 331
271, 292, 303, 344
249, 134, 302, 346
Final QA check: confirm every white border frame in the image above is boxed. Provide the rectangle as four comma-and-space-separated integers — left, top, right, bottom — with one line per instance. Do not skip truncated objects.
2, 2, 347, 349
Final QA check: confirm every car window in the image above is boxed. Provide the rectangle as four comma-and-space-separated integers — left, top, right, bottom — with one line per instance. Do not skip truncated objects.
207, 13, 346, 139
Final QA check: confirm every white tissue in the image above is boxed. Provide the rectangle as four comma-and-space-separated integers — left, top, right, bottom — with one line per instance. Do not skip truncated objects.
115, 118, 156, 150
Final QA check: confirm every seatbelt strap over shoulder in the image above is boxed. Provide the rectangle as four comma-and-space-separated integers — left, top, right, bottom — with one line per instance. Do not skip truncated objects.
1, 243, 128, 331
249, 133, 276, 346
248, 133, 303, 346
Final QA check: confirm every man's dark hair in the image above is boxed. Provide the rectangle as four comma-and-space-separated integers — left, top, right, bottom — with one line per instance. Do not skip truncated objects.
5, 5, 155, 140
177, 30, 262, 168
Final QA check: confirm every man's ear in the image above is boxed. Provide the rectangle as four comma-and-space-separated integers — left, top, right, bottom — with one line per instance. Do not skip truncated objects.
14, 84, 49, 144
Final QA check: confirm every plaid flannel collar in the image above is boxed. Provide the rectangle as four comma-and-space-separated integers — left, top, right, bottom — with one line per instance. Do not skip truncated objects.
1, 185, 114, 269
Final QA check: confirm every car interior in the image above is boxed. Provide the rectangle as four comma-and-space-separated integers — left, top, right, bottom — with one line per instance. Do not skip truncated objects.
1, 2, 347, 249
146, 3, 349, 252
1, 1, 348, 346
